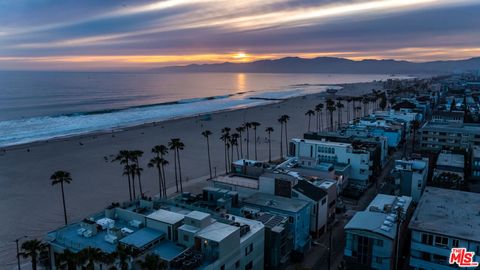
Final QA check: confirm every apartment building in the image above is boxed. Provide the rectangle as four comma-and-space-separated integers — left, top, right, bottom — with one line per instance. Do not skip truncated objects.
391, 158, 429, 202
289, 138, 372, 190
420, 122, 480, 152
409, 187, 480, 270
344, 194, 413, 270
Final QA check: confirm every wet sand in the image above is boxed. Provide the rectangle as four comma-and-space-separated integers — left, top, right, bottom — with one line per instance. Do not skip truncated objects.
0, 81, 381, 267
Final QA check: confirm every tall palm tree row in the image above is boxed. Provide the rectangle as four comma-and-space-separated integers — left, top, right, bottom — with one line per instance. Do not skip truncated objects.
265, 127, 274, 162
51, 170, 72, 225
305, 109, 315, 132
315, 103, 324, 132
277, 116, 285, 158
20, 239, 47, 270
201, 130, 213, 179
148, 145, 169, 199
220, 127, 231, 174
250, 121, 261, 160
130, 150, 144, 197
112, 150, 133, 201
277, 114, 290, 158
168, 138, 185, 193
244, 122, 252, 159
235, 126, 245, 158
336, 99, 344, 129
326, 98, 336, 131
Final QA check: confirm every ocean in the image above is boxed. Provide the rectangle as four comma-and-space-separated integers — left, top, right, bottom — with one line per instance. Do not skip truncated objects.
0, 72, 408, 147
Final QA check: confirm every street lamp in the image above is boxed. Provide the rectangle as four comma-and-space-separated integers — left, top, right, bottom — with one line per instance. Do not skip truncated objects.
14, 235, 28, 270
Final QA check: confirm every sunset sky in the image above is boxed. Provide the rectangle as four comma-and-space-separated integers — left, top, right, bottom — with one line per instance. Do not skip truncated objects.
1, 0, 480, 70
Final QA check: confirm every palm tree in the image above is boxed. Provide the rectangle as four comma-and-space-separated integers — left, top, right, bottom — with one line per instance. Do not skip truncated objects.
220, 129, 231, 174
51, 170, 72, 225
58, 249, 80, 270
112, 150, 133, 201
149, 145, 169, 198
122, 165, 135, 199
265, 127, 274, 162
201, 130, 213, 179
148, 156, 168, 198
244, 122, 252, 159
281, 114, 290, 154
114, 244, 133, 270
137, 254, 165, 270
305, 110, 315, 132
129, 164, 143, 199
129, 150, 144, 197
336, 100, 344, 129
168, 138, 185, 193
251, 121, 261, 160
79, 247, 104, 270
235, 126, 245, 158
20, 239, 47, 270
229, 134, 237, 164
314, 103, 324, 132
231, 133, 241, 160
326, 99, 336, 131
277, 116, 285, 158
345, 97, 352, 123
362, 97, 369, 116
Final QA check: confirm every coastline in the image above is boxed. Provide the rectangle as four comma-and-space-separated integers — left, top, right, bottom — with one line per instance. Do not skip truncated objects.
0, 80, 382, 265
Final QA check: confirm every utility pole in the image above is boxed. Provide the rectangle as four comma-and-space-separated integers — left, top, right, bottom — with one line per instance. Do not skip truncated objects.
14, 236, 27, 270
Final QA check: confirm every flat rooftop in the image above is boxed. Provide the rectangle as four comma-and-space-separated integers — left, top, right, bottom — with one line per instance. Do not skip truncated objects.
345, 211, 397, 239
244, 192, 309, 213
196, 221, 238, 242
409, 187, 480, 242
147, 209, 185, 224
291, 138, 352, 147
421, 122, 480, 133
367, 194, 412, 214
211, 175, 259, 189
436, 152, 464, 169
120, 228, 165, 249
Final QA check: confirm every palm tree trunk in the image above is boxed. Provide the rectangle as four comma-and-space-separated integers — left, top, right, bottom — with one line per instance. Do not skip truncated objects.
61, 182, 68, 225
157, 167, 163, 198
239, 133, 243, 158
330, 112, 334, 132
224, 141, 228, 174
131, 173, 136, 199
284, 123, 288, 155
207, 137, 212, 179
254, 129, 258, 160
32, 254, 38, 270
236, 144, 240, 160
268, 132, 272, 162
177, 149, 183, 193
279, 123, 283, 158
320, 112, 324, 131
173, 151, 178, 192
126, 174, 132, 201
161, 164, 167, 198
308, 116, 311, 132
246, 128, 250, 159
316, 114, 319, 132
137, 173, 143, 198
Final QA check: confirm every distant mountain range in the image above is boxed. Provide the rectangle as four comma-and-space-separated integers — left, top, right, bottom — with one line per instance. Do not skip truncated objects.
152, 57, 480, 74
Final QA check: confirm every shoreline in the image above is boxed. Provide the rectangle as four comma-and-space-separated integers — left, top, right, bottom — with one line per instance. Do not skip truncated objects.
0, 80, 384, 265
0, 82, 368, 152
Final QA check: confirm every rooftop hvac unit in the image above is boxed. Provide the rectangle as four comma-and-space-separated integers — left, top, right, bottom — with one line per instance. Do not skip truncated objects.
104, 234, 117, 244
129, 219, 143, 228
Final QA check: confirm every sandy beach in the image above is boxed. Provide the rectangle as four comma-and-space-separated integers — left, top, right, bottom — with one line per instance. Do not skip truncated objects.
0, 81, 381, 267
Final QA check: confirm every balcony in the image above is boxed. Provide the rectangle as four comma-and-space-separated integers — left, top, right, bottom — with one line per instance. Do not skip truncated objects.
410, 257, 455, 270
411, 240, 451, 257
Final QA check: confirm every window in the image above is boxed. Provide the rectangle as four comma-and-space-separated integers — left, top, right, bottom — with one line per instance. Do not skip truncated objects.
434, 236, 448, 247
421, 233, 433, 245
235, 260, 240, 269
288, 216, 294, 223
376, 239, 384, 247
183, 235, 189, 242
321, 198, 326, 205
245, 261, 253, 270
452, 239, 459, 247
245, 243, 253, 255
433, 254, 447, 262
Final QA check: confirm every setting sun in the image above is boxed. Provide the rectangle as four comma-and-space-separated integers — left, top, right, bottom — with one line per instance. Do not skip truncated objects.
233, 52, 248, 60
